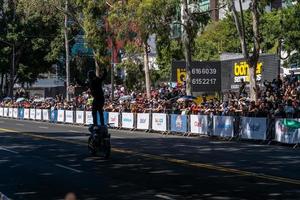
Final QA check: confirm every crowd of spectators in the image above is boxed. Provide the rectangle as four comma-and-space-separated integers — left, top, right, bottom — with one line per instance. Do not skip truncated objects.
1, 73, 300, 119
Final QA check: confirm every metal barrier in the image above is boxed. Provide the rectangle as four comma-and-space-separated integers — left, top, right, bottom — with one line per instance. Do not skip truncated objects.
0, 107, 299, 146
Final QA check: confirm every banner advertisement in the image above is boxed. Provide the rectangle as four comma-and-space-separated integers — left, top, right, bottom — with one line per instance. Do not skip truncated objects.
170, 114, 188, 133
85, 111, 93, 125
65, 110, 74, 123
24, 108, 30, 119
275, 118, 300, 144
190, 115, 208, 134
3, 107, 8, 117
152, 113, 167, 132
136, 113, 150, 130
8, 108, 13, 118
30, 109, 35, 120
122, 113, 134, 129
109, 112, 119, 127
57, 110, 65, 122
241, 117, 267, 140
0, 107, 3, 117
35, 109, 42, 120
213, 116, 234, 138
50, 109, 57, 123
76, 111, 84, 124
18, 108, 24, 119
42, 109, 49, 121
13, 108, 18, 118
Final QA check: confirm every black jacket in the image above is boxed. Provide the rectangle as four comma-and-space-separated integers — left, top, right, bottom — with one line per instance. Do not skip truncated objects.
88, 69, 107, 100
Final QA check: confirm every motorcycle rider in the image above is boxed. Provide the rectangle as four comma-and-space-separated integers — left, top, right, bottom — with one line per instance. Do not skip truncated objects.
87, 68, 107, 127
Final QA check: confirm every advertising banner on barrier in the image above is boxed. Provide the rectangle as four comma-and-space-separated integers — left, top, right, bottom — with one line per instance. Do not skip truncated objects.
50, 109, 57, 123
0, 107, 3, 117
57, 110, 65, 122
42, 109, 49, 121
275, 118, 300, 144
122, 113, 134, 129
109, 112, 119, 127
8, 108, 13, 118
76, 111, 84, 124
30, 109, 35, 120
85, 111, 93, 125
190, 115, 208, 134
13, 108, 18, 118
65, 110, 74, 123
35, 109, 42, 120
241, 117, 267, 140
213, 116, 234, 137
18, 108, 24, 119
170, 114, 188, 133
152, 113, 167, 132
3, 107, 8, 117
137, 113, 150, 130
24, 108, 30, 119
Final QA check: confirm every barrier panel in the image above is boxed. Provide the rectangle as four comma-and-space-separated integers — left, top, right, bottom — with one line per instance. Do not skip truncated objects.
42, 109, 49, 121
3, 108, 8, 117
8, 108, 13, 118
240, 117, 267, 140
65, 110, 74, 123
18, 108, 24, 119
85, 111, 93, 125
136, 113, 150, 130
0, 107, 3, 117
122, 112, 134, 129
35, 109, 42, 120
190, 115, 208, 134
30, 109, 35, 120
76, 111, 85, 124
108, 112, 119, 127
275, 118, 300, 144
152, 113, 167, 132
170, 114, 188, 133
57, 110, 65, 122
13, 108, 18, 118
50, 109, 57, 123
213, 116, 234, 138
24, 108, 30, 119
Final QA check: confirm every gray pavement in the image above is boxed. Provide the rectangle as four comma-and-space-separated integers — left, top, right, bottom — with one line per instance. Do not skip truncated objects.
0, 118, 299, 200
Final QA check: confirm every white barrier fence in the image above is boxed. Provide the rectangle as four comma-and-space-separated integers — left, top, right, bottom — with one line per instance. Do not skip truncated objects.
0, 107, 299, 145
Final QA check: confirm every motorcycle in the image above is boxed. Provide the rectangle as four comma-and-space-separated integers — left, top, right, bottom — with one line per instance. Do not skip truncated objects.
87, 125, 111, 159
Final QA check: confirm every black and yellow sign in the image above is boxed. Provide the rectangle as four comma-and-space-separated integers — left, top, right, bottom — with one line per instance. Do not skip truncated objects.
172, 61, 221, 92
233, 61, 263, 83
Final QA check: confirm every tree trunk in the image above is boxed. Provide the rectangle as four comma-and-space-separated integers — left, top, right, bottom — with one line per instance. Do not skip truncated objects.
143, 42, 151, 99
64, 0, 70, 101
181, 0, 192, 96
8, 44, 15, 98
111, 42, 115, 101
248, 66, 257, 101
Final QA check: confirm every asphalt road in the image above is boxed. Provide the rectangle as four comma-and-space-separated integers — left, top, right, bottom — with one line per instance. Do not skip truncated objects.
0, 118, 299, 200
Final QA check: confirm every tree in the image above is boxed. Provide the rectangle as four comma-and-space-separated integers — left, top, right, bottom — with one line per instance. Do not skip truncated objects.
109, 0, 178, 98
228, 0, 269, 101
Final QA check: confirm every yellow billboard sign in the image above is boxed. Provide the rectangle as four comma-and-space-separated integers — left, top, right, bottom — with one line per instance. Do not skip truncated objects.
233, 61, 263, 83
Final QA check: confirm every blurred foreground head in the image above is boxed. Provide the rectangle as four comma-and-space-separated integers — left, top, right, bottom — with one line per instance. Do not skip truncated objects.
65, 192, 77, 200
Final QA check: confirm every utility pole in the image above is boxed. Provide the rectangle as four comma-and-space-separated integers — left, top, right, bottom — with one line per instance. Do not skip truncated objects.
64, 0, 70, 101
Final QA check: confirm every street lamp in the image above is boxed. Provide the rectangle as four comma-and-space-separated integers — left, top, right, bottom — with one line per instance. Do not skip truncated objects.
0, 39, 15, 98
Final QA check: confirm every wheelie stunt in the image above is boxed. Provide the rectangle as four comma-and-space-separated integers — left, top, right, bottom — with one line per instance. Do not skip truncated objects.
86, 68, 111, 159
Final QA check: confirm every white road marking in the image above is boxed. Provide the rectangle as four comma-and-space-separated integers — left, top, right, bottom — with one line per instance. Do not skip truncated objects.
155, 194, 176, 200
38, 126, 48, 129
0, 121, 4, 123
14, 192, 37, 195
16, 123, 24, 126
0, 147, 18, 154
55, 164, 82, 173
68, 130, 80, 133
